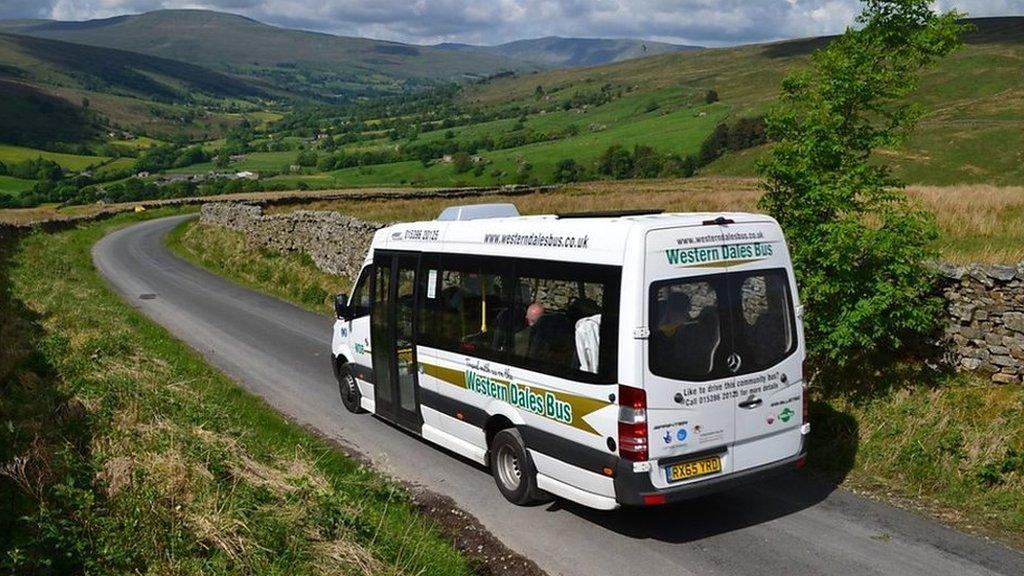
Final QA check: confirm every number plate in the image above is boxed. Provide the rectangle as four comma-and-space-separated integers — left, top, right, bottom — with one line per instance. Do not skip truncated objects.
666, 455, 722, 483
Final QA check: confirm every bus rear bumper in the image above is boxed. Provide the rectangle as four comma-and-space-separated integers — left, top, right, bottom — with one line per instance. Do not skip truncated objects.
613, 450, 806, 507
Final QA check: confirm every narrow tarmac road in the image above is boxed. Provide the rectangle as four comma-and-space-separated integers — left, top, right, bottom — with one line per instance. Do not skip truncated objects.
93, 215, 1024, 576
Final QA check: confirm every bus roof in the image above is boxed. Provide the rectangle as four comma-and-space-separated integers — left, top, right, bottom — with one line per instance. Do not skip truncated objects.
369, 211, 780, 267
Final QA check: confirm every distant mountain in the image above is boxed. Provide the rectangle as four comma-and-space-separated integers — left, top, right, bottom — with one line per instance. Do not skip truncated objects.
435, 36, 700, 68
0, 9, 530, 97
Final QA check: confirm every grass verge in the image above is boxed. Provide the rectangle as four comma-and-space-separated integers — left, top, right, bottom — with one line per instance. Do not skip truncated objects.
0, 209, 474, 574
166, 218, 347, 315
810, 373, 1024, 546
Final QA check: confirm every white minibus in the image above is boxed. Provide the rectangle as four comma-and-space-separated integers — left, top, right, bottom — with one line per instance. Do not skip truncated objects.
331, 203, 809, 509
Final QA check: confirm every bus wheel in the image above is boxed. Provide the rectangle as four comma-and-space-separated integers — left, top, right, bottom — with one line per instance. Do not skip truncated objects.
491, 428, 541, 505
337, 364, 365, 414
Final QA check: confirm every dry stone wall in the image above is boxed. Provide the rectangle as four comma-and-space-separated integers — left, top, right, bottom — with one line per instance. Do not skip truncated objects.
198, 185, 556, 283
200, 201, 1024, 384
201, 203, 385, 282
939, 263, 1024, 384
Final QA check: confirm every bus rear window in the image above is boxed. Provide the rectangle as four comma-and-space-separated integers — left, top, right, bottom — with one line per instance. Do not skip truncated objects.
649, 269, 796, 381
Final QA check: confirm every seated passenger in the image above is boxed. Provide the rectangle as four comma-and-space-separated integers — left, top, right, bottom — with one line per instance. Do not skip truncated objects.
514, 302, 545, 356
575, 314, 601, 373
657, 292, 691, 338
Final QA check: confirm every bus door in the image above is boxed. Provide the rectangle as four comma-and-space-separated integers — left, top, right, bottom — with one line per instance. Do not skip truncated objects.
371, 251, 423, 432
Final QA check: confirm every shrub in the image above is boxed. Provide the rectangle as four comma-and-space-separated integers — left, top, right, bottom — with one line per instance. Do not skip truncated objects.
631, 145, 663, 178
8, 158, 62, 181
295, 149, 318, 167
597, 145, 633, 179
553, 158, 583, 183
704, 89, 719, 104
451, 152, 473, 174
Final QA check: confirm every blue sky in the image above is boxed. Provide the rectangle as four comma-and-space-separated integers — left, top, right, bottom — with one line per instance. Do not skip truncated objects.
2, 1, 1022, 46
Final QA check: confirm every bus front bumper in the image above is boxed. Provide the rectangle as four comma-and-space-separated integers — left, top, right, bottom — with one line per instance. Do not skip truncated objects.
613, 450, 806, 507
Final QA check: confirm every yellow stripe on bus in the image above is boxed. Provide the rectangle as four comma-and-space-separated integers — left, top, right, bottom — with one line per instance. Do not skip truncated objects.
421, 362, 608, 435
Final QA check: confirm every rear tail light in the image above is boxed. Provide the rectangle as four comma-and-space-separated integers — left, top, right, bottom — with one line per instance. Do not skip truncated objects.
618, 385, 648, 462
643, 494, 666, 506
795, 455, 807, 469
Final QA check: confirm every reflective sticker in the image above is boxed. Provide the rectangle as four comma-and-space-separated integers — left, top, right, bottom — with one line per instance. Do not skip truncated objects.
427, 269, 438, 299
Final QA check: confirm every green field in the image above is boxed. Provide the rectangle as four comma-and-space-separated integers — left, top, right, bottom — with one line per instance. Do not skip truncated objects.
0, 175, 35, 195
0, 143, 109, 171
169, 150, 301, 175
107, 136, 165, 153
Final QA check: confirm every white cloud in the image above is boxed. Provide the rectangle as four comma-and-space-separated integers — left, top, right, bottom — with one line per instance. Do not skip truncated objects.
2, 0, 1022, 46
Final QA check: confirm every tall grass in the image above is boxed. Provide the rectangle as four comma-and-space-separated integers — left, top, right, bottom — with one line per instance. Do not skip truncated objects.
273, 179, 1024, 264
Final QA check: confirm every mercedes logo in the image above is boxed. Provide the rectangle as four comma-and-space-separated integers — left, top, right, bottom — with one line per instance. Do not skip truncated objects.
726, 352, 742, 373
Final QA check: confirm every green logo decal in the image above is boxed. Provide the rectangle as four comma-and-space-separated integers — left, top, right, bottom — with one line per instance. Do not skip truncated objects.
779, 407, 794, 423
664, 242, 774, 267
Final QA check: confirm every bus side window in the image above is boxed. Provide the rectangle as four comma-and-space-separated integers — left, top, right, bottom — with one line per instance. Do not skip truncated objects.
350, 267, 372, 318
509, 263, 614, 379
434, 260, 512, 360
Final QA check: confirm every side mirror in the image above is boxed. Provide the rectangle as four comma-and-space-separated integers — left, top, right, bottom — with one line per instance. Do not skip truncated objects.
334, 293, 351, 320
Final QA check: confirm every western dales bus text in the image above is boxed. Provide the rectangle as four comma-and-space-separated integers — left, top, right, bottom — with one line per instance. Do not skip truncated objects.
464, 370, 573, 424
665, 242, 774, 266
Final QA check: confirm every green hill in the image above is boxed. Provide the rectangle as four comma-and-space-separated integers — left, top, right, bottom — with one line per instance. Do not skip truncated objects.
0, 31, 274, 148
299, 16, 1020, 188
452, 16, 1024, 186
0, 9, 530, 98
0, 33, 265, 102
434, 37, 699, 68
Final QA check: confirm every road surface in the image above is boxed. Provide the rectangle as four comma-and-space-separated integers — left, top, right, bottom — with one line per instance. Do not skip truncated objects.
93, 215, 1024, 576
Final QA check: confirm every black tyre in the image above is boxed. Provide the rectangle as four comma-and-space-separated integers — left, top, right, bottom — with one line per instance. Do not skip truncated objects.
337, 363, 365, 414
490, 428, 542, 506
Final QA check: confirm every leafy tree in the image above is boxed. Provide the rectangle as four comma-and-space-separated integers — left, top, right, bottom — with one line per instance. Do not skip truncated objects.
8, 158, 62, 181
173, 146, 209, 168
553, 158, 583, 183
698, 123, 730, 165
295, 149, 318, 167
756, 0, 967, 367
661, 154, 697, 178
597, 145, 633, 179
317, 154, 337, 172
631, 145, 663, 178
451, 152, 473, 174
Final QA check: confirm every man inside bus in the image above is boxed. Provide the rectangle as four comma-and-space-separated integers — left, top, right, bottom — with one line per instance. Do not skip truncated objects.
514, 302, 545, 356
